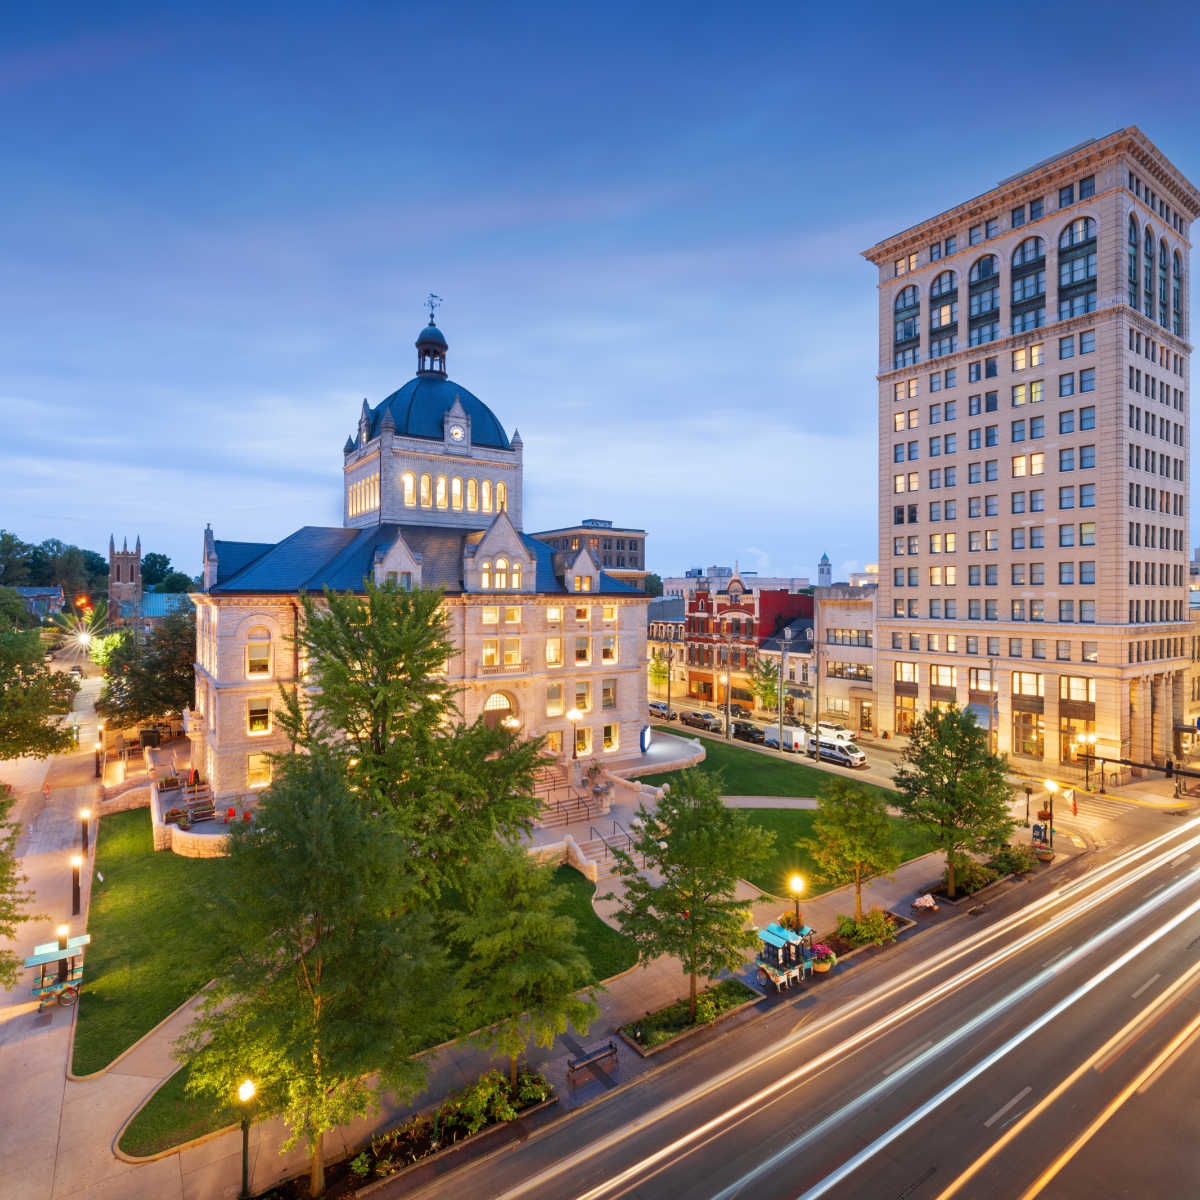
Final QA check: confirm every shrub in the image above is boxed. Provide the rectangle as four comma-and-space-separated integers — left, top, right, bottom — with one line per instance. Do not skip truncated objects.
349, 1152, 371, 1178
986, 844, 1036, 876
835, 907, 897, 947
811, 943, 837, 965
778, 910, 805, 932
942, 858, 999, 895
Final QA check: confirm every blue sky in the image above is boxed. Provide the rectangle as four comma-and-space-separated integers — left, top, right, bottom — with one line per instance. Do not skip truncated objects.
3, 1, 1200, 582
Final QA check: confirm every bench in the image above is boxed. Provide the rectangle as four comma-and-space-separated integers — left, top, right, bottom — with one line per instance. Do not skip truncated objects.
567, 1040, 617, 1082
188, 802, 216, 823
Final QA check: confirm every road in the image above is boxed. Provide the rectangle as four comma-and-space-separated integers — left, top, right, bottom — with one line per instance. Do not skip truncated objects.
394, 813, 1200, 1200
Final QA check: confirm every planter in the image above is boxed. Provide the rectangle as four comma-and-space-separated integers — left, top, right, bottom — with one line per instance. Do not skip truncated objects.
1037, 810, 1052, 820
1034, 848, 1055, 862
812, 961, 832, 973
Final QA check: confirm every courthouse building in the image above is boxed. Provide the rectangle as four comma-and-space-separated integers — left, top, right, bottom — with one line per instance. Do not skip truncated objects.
185, 317, 649, 800
865, 128, 1196, 775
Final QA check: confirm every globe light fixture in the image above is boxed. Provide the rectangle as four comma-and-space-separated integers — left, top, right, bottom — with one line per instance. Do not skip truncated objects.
788, 873, 805, 930
237, 1079, 257, 1198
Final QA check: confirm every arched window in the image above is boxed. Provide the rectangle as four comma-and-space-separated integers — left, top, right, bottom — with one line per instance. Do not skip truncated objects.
894, 284, 920, 366
1173, 250, 1182, 335
246, 626, 272, 677
482, 691, 515, 729
1144, 228, 1155, 319
401, 472, 416, 507
968, 256, 999, 346
435, 475, 448, 510
1010, 238, 1045, 333
419, 473, 432, 507
1159, 239, 1169, 327
497, 481, 507, 512
512, 561, 522, 590
480, 561, 491, 589
1058, 218, 1098, 321
969, 254, 998, 283
495, 557, 509, 589
451, 476, 463, 511
1128, 217, 1139, 309
467, 478, 478, 512
481, 480, 493, 513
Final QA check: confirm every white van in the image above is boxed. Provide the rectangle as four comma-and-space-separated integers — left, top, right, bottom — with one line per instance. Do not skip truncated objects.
763, 726, 806, 752
806, 737, 868, 768
814, 721, 854, 744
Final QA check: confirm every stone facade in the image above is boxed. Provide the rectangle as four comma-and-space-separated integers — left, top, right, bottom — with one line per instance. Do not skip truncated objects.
864, 127, 1197, 777
814, 584, 878, 734
108, 534, 141, 621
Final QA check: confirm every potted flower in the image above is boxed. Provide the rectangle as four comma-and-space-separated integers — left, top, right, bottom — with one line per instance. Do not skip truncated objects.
163, 807, 183, 825
1036, 809, 1052, 821
811, 944, 837, 973
1034, 845, 1055, 862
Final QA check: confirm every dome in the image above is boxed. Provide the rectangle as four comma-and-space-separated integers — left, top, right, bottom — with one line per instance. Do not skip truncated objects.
370, 377, 511, 450
415, 322, 448, 350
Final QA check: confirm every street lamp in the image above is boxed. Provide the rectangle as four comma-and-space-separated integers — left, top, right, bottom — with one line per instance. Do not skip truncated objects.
237, 1079, 256, 1200
1043, 779, 1057, 849
566, 706, 583, 762
804, 628, 819, 758
79, 808, 91, 855
70, 854, 83, 916
93, 739, 102, 779
778, 627, 792, 753
788, 873, 805, 931
1023, 784, 1032, 827
56, 924, 70, 984
719, 671, 730, 740
664, 645, 675, 721
1074, 732, 1097, 790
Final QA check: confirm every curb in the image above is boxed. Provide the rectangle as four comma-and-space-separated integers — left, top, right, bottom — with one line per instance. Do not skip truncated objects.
618, 983, 766, 1057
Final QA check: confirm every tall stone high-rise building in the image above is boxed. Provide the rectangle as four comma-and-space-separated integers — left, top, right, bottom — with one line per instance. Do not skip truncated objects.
863, 128, 1197, 777
108, 534, 142, 618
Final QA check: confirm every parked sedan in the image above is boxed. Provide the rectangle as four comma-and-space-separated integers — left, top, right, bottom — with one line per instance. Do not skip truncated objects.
731, 720, 765, 744
681, 710, 724, 733
729, 704, 751, 720
648, 700, 678, 721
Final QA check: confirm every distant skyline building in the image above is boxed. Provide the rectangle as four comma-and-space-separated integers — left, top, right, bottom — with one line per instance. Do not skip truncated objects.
661, 565, 811, 598
530, 518, 647, 587
865, 127, 1195, 776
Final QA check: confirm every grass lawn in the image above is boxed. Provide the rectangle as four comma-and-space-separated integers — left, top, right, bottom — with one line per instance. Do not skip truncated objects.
739, 808, 942, 898
73, 809, 237, 1076
119, 861, 634, 1156
643, 727, 895, 804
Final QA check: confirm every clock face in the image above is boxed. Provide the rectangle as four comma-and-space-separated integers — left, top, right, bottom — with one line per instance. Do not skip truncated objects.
448, 423, 465, 442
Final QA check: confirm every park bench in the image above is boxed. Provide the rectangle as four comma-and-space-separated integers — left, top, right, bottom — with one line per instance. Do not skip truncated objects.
567, 1040, 618, 1082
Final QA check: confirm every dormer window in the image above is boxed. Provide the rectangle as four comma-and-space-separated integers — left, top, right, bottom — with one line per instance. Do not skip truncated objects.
573, 575, 593, 593
512, 562, 522, 590
495, 558, 509, 589
481, 561, 491, 589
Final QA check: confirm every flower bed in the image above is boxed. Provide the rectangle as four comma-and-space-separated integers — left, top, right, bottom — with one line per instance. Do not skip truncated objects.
621, 978, 759, 1052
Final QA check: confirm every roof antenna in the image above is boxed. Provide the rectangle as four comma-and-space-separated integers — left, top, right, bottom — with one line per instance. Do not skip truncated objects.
426, 293, 442, 324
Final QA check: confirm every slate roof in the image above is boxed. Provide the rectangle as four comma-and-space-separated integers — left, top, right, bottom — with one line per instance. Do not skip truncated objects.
207, 524, 644, 597
758, 617, 814, 655
370, 376, 510, 450
120, 593, 192, 619
211, 540, 275, 585
647, 596, 685, 622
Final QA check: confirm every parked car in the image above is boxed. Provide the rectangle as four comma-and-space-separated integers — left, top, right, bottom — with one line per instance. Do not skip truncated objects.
731, 720, 765, 744
806, 737, 868, 768
681, 710, 723, 733
729, 704, 751, 720
780, 714, 803, 727
648, 700, 678, 721
69, 664, 85, 677
763, 726, 806, 752
815, 721, 854, 742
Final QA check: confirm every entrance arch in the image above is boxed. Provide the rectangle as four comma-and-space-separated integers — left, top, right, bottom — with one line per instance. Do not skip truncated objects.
482, 691, 520, 730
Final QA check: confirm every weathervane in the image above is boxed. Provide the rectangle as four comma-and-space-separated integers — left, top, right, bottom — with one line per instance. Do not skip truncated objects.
426, 293, 442, 323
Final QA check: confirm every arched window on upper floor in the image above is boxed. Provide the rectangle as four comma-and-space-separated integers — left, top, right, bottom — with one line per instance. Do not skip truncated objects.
419, 473, 432, 507
930, 271, 957, 300
894, 284, 921, 367
494, 557, 509, 589
435, 475, 448, 510
451, 476, 463, 511
466, 477, 478, 512
1058, 217, 1097, 321
1144, 228, 1155, 319
481, 479, 493, 513
497, 481, 508, 512
245, 626, 272, 678
401, 472, 416, 507
968, 255, 999, 346
480, 560, 491, 589
512, 561, 522, 590
1128, 217, 1139, 309
1159, 239, 1170, 328
1011, 238, 1046, 334
1173, 250, 1183, 335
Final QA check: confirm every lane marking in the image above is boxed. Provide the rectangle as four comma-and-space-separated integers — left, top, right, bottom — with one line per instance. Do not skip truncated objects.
1171, 853, 1190, 868
882, 1041, 932, 1076
1131, 972, 1161, 1000
1135, 1021, 1200, 1095
984, 1086, 1031, 1129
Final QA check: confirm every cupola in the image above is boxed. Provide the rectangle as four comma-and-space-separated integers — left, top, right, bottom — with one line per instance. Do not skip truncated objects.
416, 322, 448, 377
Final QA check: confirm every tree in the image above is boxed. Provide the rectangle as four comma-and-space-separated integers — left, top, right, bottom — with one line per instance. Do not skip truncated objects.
0, 789, 43, 988
609, 768, 774, 1020
0, 631, 79, 759
97, 608, 196, 725
153, 570, 193, 593
278, 580, 544, 898
892, 705, 1014, 898
0, 587, 34, 631
648, 650, 669, 692
452, 841, 598, 1086
0, 531, 30, 587
642, 573, 663, 597
87, 629, 128, 671
140, 552, 171, 587
747, 655, 779, 713
804, 779, 901, 921
177, 752, 445, 1198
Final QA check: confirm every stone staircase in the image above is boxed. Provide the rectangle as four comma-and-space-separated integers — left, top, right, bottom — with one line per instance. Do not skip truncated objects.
577, 823, 645, 881
533, 761, 601, 829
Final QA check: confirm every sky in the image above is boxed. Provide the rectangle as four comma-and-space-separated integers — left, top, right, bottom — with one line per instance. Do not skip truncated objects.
3, 1, 1200, 584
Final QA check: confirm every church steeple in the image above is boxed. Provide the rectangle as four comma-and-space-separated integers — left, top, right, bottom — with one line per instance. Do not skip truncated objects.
416, 294, 448, 377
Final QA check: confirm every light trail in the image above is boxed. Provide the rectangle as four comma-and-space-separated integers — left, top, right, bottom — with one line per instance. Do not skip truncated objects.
485, 820, 1200, 1200
934, 956, 1200, 1198
772, 876, 1200, 1200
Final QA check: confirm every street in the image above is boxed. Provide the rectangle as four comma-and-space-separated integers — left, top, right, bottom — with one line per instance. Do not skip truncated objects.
393, 812, 1200, 1200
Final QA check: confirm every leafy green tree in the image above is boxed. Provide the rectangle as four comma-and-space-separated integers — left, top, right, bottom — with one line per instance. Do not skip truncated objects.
87, 629, 128, 671
0, 531, 30, 587
642, 573, 664, 597
892, 705, 1014, 898
97, 608, 195, 724
609, 768, 774, 1020
177, 752, 444, 1198
0, 789, 44, 988
278, 580, 543, 897
804, 779, 900, 921
153, 571, 193, 593
140, 552, 171, 587
747, 655, 779, 713
452, 841, 598, 1086
648, 650, 669, 692
0, 631, 79, 759
0, 587, 34, 631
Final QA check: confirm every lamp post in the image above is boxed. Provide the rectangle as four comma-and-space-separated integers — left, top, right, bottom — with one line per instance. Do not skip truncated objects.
778, 627, 792, 753
665, 645, 675, 721
566, 706, 582, 766
1023, 784, 1032, 827
56, 924, 69, 984
1043, 779, 1057, 849
79, 808, 90, 855
70, 854, 82, 916
1074, 732, 1097, 790
788, 873, 805, 931
237, 1079, 256, 1200
719, 671, 731, 740
93, 739, 101, 779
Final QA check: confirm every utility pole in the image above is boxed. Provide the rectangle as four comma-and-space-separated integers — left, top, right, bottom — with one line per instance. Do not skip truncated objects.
777, 627, 792, 751
988, 655, 998, 754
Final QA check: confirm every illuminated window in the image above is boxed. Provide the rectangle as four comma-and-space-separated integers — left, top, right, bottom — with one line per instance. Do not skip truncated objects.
575, 606, 590, 622
603, 723, 619, 751
503, 638, 521, 667
512, 561, 522, 589
602, 605, 617, 622
247, 753, 272, 790
481, 606, 499, 625
451, 476, 463, 511
545, 637, 563, 667
546, 682, 564, 717
573, 575, 592, 592
545, 730, 563, 754
402, 472, 416, 507
481, 480, 493, 512
504, 606, 520, 624
482, 639, 499, 667
435, 475, 448, 509
575, 725, 593, 756
601, 635, 617, 663
602, 679, 617, 710
497, 481, 508, 511
246, 628, 271, 677
467, 478, 478, 511
419, 473, 432, 506
480, 562, 492, 589
547, 606, 562, 624
575, 636, 591, 664
575, 680, 591, 711
246, 697, 271, 735
495, 558, 509, 589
